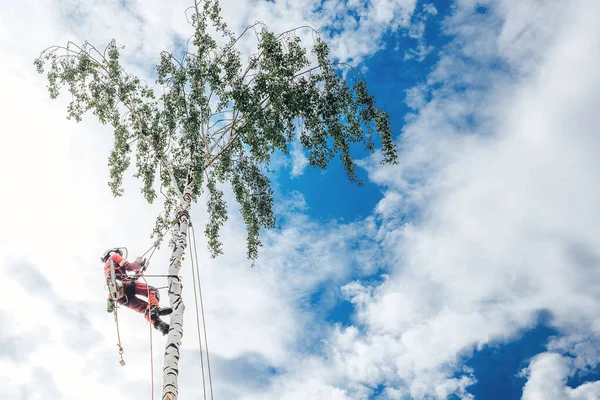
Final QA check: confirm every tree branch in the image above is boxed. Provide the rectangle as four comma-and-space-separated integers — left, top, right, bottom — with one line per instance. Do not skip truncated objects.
128, 100, 184, 200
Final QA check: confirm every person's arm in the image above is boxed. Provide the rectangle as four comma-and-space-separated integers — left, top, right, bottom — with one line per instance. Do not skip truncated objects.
111, 253, 141, 273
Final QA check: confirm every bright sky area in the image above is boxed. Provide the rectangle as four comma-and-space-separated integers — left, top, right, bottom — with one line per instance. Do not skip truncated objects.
1, 0, 600, 399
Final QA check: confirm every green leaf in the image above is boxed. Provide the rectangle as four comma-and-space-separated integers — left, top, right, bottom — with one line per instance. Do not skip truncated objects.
34, 0, 397, 261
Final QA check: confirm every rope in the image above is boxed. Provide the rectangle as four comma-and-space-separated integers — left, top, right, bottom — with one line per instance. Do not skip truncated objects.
141, 244, 159, 265
102, 145, 209, 395
136, 210, 191, 277
139, 225, 174, 274
137, 209, 192, 276
114, 301, 126, 366
189, 222, 214, 400
188, 225, 207, 400
106, 215, 175, 393
133, 202, 193, 281
142, 276, 155, 400
136, 274, 181, 279
111, 277, 156, 398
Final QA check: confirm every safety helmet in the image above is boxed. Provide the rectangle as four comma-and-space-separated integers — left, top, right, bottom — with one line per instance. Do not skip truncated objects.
101, 247, 123, 263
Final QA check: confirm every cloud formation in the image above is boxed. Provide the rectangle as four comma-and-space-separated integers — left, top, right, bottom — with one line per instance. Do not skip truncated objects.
1, 0, 600, 399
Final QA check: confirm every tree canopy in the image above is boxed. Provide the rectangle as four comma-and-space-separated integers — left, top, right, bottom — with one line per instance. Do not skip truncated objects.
35, 0, 397, 261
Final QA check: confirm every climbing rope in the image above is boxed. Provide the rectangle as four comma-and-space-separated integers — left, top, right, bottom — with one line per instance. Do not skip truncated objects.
188, 224, 207, 400
107, 199, 215, 397
114, 301, 126, 367
137, 274, 181, 279
138, 208, 193, 275
139, 226, 173, 274
188, 221, 214, 400
142, 275, 155, 400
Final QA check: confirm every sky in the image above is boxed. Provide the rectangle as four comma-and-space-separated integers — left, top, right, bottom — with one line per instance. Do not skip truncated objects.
1, 0, 600, 399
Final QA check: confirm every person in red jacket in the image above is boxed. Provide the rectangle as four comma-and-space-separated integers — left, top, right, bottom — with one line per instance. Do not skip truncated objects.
102, 248, 171, 335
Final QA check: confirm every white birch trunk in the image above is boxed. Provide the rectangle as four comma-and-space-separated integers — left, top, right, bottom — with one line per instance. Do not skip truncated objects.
162, 190, 192, 400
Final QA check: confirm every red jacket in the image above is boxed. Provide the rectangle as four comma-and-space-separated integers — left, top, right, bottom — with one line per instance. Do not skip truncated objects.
104, 253, 141, 282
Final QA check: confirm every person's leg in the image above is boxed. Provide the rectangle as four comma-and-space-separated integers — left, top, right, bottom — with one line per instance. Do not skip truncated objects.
131, 280, 172, 318
130, 280, 171, 335
117, 292, 148, 314
115, 287, 169, 334
115, 281, 153, 321
131, 280, 159, 309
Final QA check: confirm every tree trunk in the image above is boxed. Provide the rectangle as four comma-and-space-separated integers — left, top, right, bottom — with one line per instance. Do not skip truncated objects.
162, 191, 192, 400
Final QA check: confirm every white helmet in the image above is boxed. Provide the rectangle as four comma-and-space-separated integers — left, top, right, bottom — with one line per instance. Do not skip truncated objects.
100, 247, 123, 263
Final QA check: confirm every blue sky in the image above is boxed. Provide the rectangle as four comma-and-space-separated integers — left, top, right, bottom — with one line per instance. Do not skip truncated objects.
265, 0, 600, 398
273, 2, 557, 397
1, 0, 600, 399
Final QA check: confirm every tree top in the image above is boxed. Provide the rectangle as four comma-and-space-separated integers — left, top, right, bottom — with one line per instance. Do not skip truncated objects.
34, 0, 397, 261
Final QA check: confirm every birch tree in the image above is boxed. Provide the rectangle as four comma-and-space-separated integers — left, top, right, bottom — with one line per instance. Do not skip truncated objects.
34, 0, 397, 398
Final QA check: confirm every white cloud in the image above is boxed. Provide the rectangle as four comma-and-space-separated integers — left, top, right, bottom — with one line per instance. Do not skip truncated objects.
221, 0, 417, 63
404, 3, 437, 61
335, 0, 600, 397
0, 0, 408, 390
521, 353, 600, 400
3, 0, 600, 399
290, 139, 309, 178
220, 0, 600, 397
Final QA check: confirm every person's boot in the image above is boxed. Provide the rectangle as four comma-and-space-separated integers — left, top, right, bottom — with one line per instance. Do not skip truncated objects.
154, 319, 170, 335
149, 306, 173, 317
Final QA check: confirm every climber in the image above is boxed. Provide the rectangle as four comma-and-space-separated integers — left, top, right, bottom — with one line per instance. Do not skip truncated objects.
101, 248, 172, 335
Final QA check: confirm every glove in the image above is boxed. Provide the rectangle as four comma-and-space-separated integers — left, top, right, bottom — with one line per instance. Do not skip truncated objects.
135, 256, 146, 267
106, 298, 115, 313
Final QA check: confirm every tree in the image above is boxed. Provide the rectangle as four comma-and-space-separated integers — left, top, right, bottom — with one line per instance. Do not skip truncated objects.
34, 0, 397, 398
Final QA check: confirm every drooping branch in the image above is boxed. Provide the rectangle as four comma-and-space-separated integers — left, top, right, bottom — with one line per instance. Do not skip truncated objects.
129, 101, 184, 200
35, 0, 397, 262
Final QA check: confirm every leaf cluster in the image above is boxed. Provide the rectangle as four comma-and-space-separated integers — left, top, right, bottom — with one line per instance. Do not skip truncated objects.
34, 0, 397, 260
